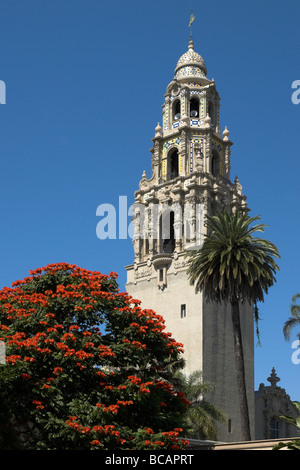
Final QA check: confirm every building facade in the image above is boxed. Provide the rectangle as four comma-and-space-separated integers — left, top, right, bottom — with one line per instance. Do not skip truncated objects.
125, 35, 255, 442
255, 368, 300, 440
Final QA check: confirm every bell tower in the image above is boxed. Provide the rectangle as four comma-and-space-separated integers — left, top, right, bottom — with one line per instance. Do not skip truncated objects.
125, 35, 254, 442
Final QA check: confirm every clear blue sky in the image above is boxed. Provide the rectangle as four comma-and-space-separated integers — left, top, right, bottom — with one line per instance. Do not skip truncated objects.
0, 0, 299, 402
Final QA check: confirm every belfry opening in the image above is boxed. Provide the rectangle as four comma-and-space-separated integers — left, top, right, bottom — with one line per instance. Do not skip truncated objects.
190, 97, 199, 117
173, 99, 181, 121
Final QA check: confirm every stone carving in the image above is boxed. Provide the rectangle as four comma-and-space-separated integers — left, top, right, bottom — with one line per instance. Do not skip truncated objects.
134, 267, 152, 279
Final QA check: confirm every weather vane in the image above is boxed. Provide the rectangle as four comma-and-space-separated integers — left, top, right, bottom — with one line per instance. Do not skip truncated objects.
189, 9, 195, 32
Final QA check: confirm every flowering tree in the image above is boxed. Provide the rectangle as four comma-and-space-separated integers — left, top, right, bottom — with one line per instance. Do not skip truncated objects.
0, 263, 189, 450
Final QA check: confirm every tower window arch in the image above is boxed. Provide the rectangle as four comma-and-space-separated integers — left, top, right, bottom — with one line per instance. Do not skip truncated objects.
190, 97, 199, 117
211, 150, 219, 177
167, 148, 179, 180
173, 99, 181, 121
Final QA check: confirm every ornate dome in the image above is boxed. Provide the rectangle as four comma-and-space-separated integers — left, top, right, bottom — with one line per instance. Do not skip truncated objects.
174, 36, 207, 80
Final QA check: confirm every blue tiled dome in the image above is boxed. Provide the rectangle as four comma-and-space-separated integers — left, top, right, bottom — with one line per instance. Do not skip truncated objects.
175, 37, 207, 79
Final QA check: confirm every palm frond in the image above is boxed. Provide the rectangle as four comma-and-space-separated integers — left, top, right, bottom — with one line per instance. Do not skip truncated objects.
186, 211, 280, 305
174, 370, 226, 440
283, 294, 300, 341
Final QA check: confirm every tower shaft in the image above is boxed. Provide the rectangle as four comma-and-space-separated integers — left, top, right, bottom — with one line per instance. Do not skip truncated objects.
125, 38, 254, 442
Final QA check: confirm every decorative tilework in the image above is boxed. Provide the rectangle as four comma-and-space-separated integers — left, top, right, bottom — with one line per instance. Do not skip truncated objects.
163, 137, 181, 156
184, 178, 193, 190
176, 66, 205, 79
188, 82, 203, 87
200, 97, 204, 118
179, 154, 183, 174
164, 103, 169, 127
176, 49, 204, 67
175, 49, 207, 79
162, 158, 167, 180
181, 96, 185, 116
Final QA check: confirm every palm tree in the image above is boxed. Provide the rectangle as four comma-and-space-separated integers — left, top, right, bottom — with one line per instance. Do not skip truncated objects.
185, 211, 280, 441
175, 370, 227, 440
283, 294, 300, 342
273, 401, 300, 450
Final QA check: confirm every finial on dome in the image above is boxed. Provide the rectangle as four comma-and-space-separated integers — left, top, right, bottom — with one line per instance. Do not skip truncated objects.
174, 12, 207, 80
188, 32, 194, 50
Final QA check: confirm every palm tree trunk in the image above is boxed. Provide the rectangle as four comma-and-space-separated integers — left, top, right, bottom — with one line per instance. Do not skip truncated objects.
231, 300, 251, 441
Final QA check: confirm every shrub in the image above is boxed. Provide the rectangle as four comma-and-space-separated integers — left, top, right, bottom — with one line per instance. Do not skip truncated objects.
0, 263, 188, 450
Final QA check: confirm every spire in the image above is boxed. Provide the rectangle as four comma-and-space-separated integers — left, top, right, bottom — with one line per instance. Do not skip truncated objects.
188, 9, 195, 50
173, 11, 207, 80
188, 32, 194, 50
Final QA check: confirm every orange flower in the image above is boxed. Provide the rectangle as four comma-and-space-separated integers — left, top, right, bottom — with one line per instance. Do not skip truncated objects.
91, 440, 101, 446
24, 356, 35, 362
22, 373, 32, 380
32, 400, 44, 410
69, 325, 79, 331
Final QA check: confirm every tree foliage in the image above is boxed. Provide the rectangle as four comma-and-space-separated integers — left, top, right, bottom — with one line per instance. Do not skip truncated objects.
283, 294, 300, 342
186, 211, 280, 305
174, 371, 226, 440
0, 263, 189, 450
185, 211, 280, 442
273, 401, 300, 450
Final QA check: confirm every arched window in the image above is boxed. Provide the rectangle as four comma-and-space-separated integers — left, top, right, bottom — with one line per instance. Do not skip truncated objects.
168, 148, 179, 180
173, 99, 181, 121
190, 97, 199, 117
160, 210, 175, 254
211, 150, 219, 177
